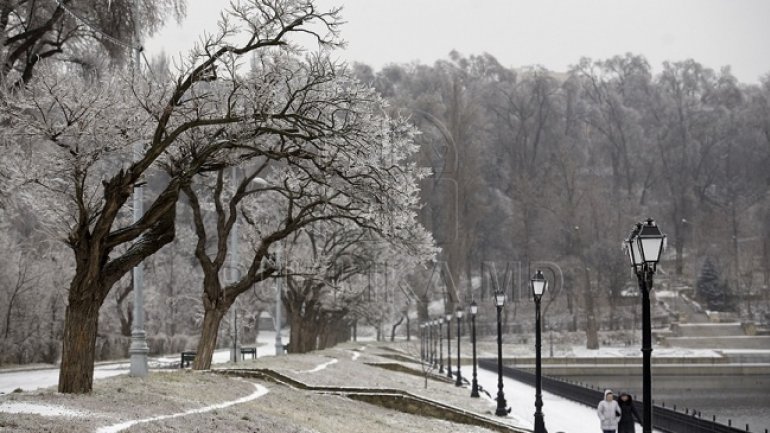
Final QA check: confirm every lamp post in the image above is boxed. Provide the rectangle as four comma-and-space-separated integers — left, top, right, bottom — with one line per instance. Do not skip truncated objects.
425, 323, 430, 363
229, 169, 241, 364
625, 218, 666, 433
128, 0, 148, 379
549, 326, 554, 358
433, 320, 439, 368
531, 270, 548, 433
494, 290, 508, 416
469, 301, 479, 398
438, 318, 444, 372
455, 306, 464, 386
446, 312, 453, 379
420, 324, 425, 362
427, 322, 432, 365
274, 242, 284, 356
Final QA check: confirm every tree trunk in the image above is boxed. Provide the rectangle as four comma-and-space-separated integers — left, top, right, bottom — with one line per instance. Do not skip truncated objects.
58, 299, 100, 394
288, 309, 302, 353
304, 315, 319, 351
288, 309, 317, 353
390, 315, 405, 341
316, 317, 328, 350
115, 283, 133, 337
193, 308, 225, 370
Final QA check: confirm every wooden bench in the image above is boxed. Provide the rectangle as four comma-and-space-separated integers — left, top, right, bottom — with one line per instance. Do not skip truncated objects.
240, 347, 257, 360
180, 351, 196, 368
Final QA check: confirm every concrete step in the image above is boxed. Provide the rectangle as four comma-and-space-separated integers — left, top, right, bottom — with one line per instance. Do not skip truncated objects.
663, 335, 770, 349
721, 352, 770, 363
673, 322, 744, 337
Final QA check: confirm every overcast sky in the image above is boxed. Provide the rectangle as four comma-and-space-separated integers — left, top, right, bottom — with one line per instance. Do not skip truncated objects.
146, 0, 770, 83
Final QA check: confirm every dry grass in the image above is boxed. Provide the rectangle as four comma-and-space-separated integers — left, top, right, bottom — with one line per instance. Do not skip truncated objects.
0, 342, 521, 433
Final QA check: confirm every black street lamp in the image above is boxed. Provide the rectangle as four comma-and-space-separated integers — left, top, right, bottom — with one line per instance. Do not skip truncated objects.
446, 313, 453, 379
438, 318, 444, 373
432, 320, 438, 368
469, 301, 479, 397
494, 290, 509, 416
625, 218, 666, 433
531, 270, 548, 433
423, 323, 429, 363
455, 306, 464, 386
420, 323, 424, 362
549, 326, 554, 358
428, 322, 433, 365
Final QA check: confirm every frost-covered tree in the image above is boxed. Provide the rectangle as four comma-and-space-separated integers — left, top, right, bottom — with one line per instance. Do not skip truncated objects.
180, 60, 436, 364
280, 218, 433, 353
1, 0, 342, 393
1, 0, 186, 86
0, 222, 69, 365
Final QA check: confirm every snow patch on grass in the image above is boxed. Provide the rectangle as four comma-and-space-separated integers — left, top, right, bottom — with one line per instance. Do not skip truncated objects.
0, 401, 88, 417
94, 382, 268, 433
300, 358, 338, 373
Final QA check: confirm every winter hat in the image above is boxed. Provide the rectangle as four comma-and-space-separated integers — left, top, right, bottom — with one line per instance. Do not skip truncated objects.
604, 389, 613, 397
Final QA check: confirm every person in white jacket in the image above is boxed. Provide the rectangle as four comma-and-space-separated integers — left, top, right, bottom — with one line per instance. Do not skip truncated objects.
597, 389, 621, 433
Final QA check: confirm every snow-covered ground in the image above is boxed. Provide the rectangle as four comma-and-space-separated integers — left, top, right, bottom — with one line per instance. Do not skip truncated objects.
0, 329, 289, 394
475, 367, 662, 433
0, 336, 746, 432
94, 382, 270, 433
0, 401, 89, 417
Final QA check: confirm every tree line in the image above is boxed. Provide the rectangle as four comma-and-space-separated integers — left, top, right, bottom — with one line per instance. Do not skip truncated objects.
356, 51, 770, 347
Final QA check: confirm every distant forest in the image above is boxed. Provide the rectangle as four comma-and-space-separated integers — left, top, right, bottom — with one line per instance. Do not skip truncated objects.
354, 50, 770, 329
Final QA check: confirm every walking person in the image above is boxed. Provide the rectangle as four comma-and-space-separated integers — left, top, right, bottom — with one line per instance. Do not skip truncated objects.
597, 389, 621, 433
617, 392, 642, 433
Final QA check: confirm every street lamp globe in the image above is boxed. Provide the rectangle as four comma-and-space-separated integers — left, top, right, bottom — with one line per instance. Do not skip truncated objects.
456, 307, 464, 319
446, 313, 452, 322
625, 222, 644, 271
494, 290, 505, 307
470, 300, 478, 316
637, 218, 666, 265
531, 269, 547, 301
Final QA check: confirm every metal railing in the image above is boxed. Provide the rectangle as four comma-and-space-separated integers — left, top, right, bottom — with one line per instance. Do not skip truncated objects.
478, 359, 753, 433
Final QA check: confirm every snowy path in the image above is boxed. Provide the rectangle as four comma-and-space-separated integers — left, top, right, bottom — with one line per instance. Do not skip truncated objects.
300, 358, 338, 373
476, 368, 661, 433
94, 382, 269, 433
0, 330, 289, 394
0, 363, 130, 394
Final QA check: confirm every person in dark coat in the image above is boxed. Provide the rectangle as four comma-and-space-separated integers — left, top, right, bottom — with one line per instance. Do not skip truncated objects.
617, 392, 642, 433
